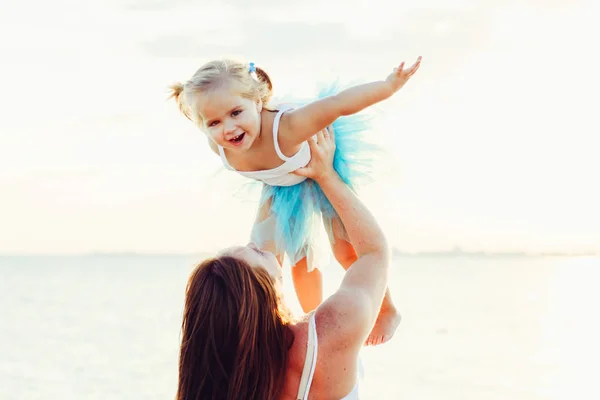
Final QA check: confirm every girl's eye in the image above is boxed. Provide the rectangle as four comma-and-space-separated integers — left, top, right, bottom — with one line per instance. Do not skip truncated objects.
209, 121, 219, 127
232, 110, 242, 117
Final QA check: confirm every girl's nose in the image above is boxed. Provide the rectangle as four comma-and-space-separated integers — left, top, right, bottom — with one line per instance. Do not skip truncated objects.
224, 120, 236, 134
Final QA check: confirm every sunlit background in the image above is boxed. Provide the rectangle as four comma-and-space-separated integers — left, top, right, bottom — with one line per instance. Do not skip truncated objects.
1, 0, 598, 255
1, 1, 599, 399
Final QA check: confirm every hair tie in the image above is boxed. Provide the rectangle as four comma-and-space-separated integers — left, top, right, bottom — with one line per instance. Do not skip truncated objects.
249, 62, 256, 73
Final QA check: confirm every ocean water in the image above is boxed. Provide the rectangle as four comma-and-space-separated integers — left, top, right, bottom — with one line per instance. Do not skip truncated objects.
1, 254, 599, 400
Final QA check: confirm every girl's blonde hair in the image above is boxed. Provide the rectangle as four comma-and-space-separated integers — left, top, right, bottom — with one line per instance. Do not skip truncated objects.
168, 59, 273, 124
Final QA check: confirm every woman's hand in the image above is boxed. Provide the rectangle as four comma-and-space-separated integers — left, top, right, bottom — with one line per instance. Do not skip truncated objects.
292, 127, 337, 183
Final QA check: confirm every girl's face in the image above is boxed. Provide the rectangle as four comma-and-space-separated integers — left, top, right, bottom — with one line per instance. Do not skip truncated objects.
195, 85, 262, 152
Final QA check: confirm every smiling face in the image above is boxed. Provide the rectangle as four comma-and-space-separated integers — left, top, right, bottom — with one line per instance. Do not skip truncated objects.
194, 84, 263, 152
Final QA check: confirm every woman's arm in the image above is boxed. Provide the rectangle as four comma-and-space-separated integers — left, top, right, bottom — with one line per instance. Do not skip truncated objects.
280, 57, 421, 148
293, 129, 390, 347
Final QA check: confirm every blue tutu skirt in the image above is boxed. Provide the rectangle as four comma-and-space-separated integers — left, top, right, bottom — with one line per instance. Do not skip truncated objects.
250, 83, 380, 270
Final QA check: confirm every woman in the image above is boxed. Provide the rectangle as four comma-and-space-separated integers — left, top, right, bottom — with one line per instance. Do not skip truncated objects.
177, 128, 391, 399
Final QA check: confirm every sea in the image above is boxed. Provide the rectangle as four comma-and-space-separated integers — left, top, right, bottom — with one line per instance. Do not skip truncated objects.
1, 254, 599, 399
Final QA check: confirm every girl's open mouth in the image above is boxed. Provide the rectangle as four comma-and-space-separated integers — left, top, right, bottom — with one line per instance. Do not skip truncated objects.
229, 132, 245, 145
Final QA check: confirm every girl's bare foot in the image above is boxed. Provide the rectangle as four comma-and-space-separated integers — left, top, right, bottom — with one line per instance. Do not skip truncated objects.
365, 306, 401, 346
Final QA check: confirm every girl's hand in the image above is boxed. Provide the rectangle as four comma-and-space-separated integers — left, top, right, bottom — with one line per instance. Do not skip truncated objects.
386, 56, 422, 93
292, 127, 336, 182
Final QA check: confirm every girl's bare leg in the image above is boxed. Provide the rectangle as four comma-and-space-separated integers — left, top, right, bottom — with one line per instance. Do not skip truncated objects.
290, 257, 323, 313
251, 187, 323, 313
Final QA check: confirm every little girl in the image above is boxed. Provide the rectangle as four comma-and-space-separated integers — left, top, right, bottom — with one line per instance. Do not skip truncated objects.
169, 57, 421, 346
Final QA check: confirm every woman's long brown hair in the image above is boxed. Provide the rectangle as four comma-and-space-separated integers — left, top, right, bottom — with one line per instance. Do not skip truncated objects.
176, 256, 293, 400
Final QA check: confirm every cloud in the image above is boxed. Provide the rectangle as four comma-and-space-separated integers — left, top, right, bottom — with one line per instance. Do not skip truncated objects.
133, 2, 499, 80
139, 33, 245, 59
120, 0, 196, 12
139, 20, 356, 59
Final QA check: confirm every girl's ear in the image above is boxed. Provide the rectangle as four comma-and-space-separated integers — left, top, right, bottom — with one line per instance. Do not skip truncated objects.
256, 99, 263, 113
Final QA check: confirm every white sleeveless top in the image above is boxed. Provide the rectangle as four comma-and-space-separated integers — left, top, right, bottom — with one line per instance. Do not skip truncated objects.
296, 314, 360, 400
218, 106, 311, 187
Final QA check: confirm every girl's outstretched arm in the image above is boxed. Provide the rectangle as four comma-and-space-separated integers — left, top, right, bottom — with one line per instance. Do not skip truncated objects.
279, 56, 421, 148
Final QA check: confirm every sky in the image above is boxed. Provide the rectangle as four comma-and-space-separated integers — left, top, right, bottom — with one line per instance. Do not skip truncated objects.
0, 0, 598, 255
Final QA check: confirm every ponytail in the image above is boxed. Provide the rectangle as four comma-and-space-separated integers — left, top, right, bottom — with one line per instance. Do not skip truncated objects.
254, 66, 273, 105
168, 82, 193, 121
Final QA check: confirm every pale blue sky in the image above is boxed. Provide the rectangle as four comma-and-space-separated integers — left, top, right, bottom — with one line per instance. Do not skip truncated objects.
0, 0, 598, 254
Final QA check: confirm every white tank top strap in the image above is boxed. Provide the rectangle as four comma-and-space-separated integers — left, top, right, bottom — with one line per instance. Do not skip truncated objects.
217, 145, 235, 171
296, 314, 318, 400
272, 106, 295, 162
295, 313, 361, 400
